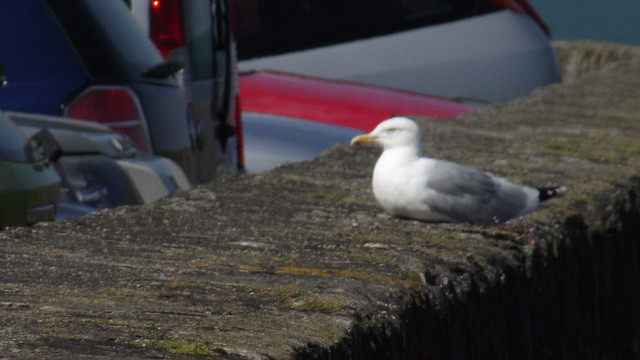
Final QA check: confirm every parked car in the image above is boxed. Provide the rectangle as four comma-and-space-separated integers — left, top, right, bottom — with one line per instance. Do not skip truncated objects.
0, 112, 60, 229
240, 71, 477, 172
233, 0, 559, 105
0, 0, 236, 183
126, 0, 244, 179
9, 111, 192, 220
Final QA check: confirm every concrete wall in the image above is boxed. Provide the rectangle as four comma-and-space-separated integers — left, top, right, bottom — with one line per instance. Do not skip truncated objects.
297, 180, 640, 359
294, 41, 640, 360
1, 41, 640, 359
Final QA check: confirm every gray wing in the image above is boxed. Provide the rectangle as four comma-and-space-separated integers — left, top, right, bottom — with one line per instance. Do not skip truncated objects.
424, 161, 529, 223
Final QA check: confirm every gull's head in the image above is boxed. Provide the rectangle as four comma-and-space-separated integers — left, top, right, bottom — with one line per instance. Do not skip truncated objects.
351, 117, 421, 151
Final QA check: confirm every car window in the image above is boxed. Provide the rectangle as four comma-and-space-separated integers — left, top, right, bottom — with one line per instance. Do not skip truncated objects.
0, 0, 87, 114
233, 0, 499, 59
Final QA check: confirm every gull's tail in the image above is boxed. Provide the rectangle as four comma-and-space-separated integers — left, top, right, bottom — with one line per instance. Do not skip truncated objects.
537, 186, 567, 202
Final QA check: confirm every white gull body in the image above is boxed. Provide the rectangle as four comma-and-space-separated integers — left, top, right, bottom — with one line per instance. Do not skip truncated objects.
351, 117, 561, 224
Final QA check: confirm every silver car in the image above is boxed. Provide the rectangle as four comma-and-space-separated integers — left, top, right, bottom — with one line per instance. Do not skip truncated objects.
234, 0, 559, 105
9, 112, 191, 220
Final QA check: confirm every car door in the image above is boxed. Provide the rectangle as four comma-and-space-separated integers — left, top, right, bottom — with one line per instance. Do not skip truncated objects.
183, 0, 235, 182
134, 0, 236, 182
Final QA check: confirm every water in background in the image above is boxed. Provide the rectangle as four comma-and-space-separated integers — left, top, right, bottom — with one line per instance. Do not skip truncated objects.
529, 0, 640, 46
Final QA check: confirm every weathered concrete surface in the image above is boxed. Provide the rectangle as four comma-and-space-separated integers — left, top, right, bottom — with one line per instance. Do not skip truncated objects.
554, 40, 640, 82
1, 41, 640, 359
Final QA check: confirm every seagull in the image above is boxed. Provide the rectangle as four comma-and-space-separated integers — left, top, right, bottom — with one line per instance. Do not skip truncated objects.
351, 117, 564, 224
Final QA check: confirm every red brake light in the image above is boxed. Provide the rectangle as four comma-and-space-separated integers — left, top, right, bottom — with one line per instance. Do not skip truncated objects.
149, 0, 185, 58
65, 87, 153, 153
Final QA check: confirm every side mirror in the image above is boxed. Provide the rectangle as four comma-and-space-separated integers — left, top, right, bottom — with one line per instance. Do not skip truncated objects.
0, 64, 6, 87
26, 129, 62, 164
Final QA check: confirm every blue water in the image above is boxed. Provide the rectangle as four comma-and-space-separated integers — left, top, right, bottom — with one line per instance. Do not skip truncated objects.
529, 0, 640, 46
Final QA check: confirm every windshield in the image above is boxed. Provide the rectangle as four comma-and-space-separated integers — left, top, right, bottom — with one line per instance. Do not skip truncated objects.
233, 0, 499, 59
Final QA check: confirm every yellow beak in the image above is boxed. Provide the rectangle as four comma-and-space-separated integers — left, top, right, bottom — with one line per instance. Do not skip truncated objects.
351, 133, 377, 146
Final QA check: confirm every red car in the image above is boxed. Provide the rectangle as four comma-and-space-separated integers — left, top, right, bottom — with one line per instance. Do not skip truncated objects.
240, 71, 477, 172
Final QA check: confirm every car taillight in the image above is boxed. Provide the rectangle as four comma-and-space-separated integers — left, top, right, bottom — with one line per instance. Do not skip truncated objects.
64, 87, 153, 153
149, 0, 185, 58
483, 0, 550, 36
233, 94, 245, 170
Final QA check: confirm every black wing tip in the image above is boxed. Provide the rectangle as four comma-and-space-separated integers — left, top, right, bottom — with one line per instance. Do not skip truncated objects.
538, 186, 567, 202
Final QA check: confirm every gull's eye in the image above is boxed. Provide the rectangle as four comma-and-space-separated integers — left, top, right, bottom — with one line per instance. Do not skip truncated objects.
386, 128, 396, 133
